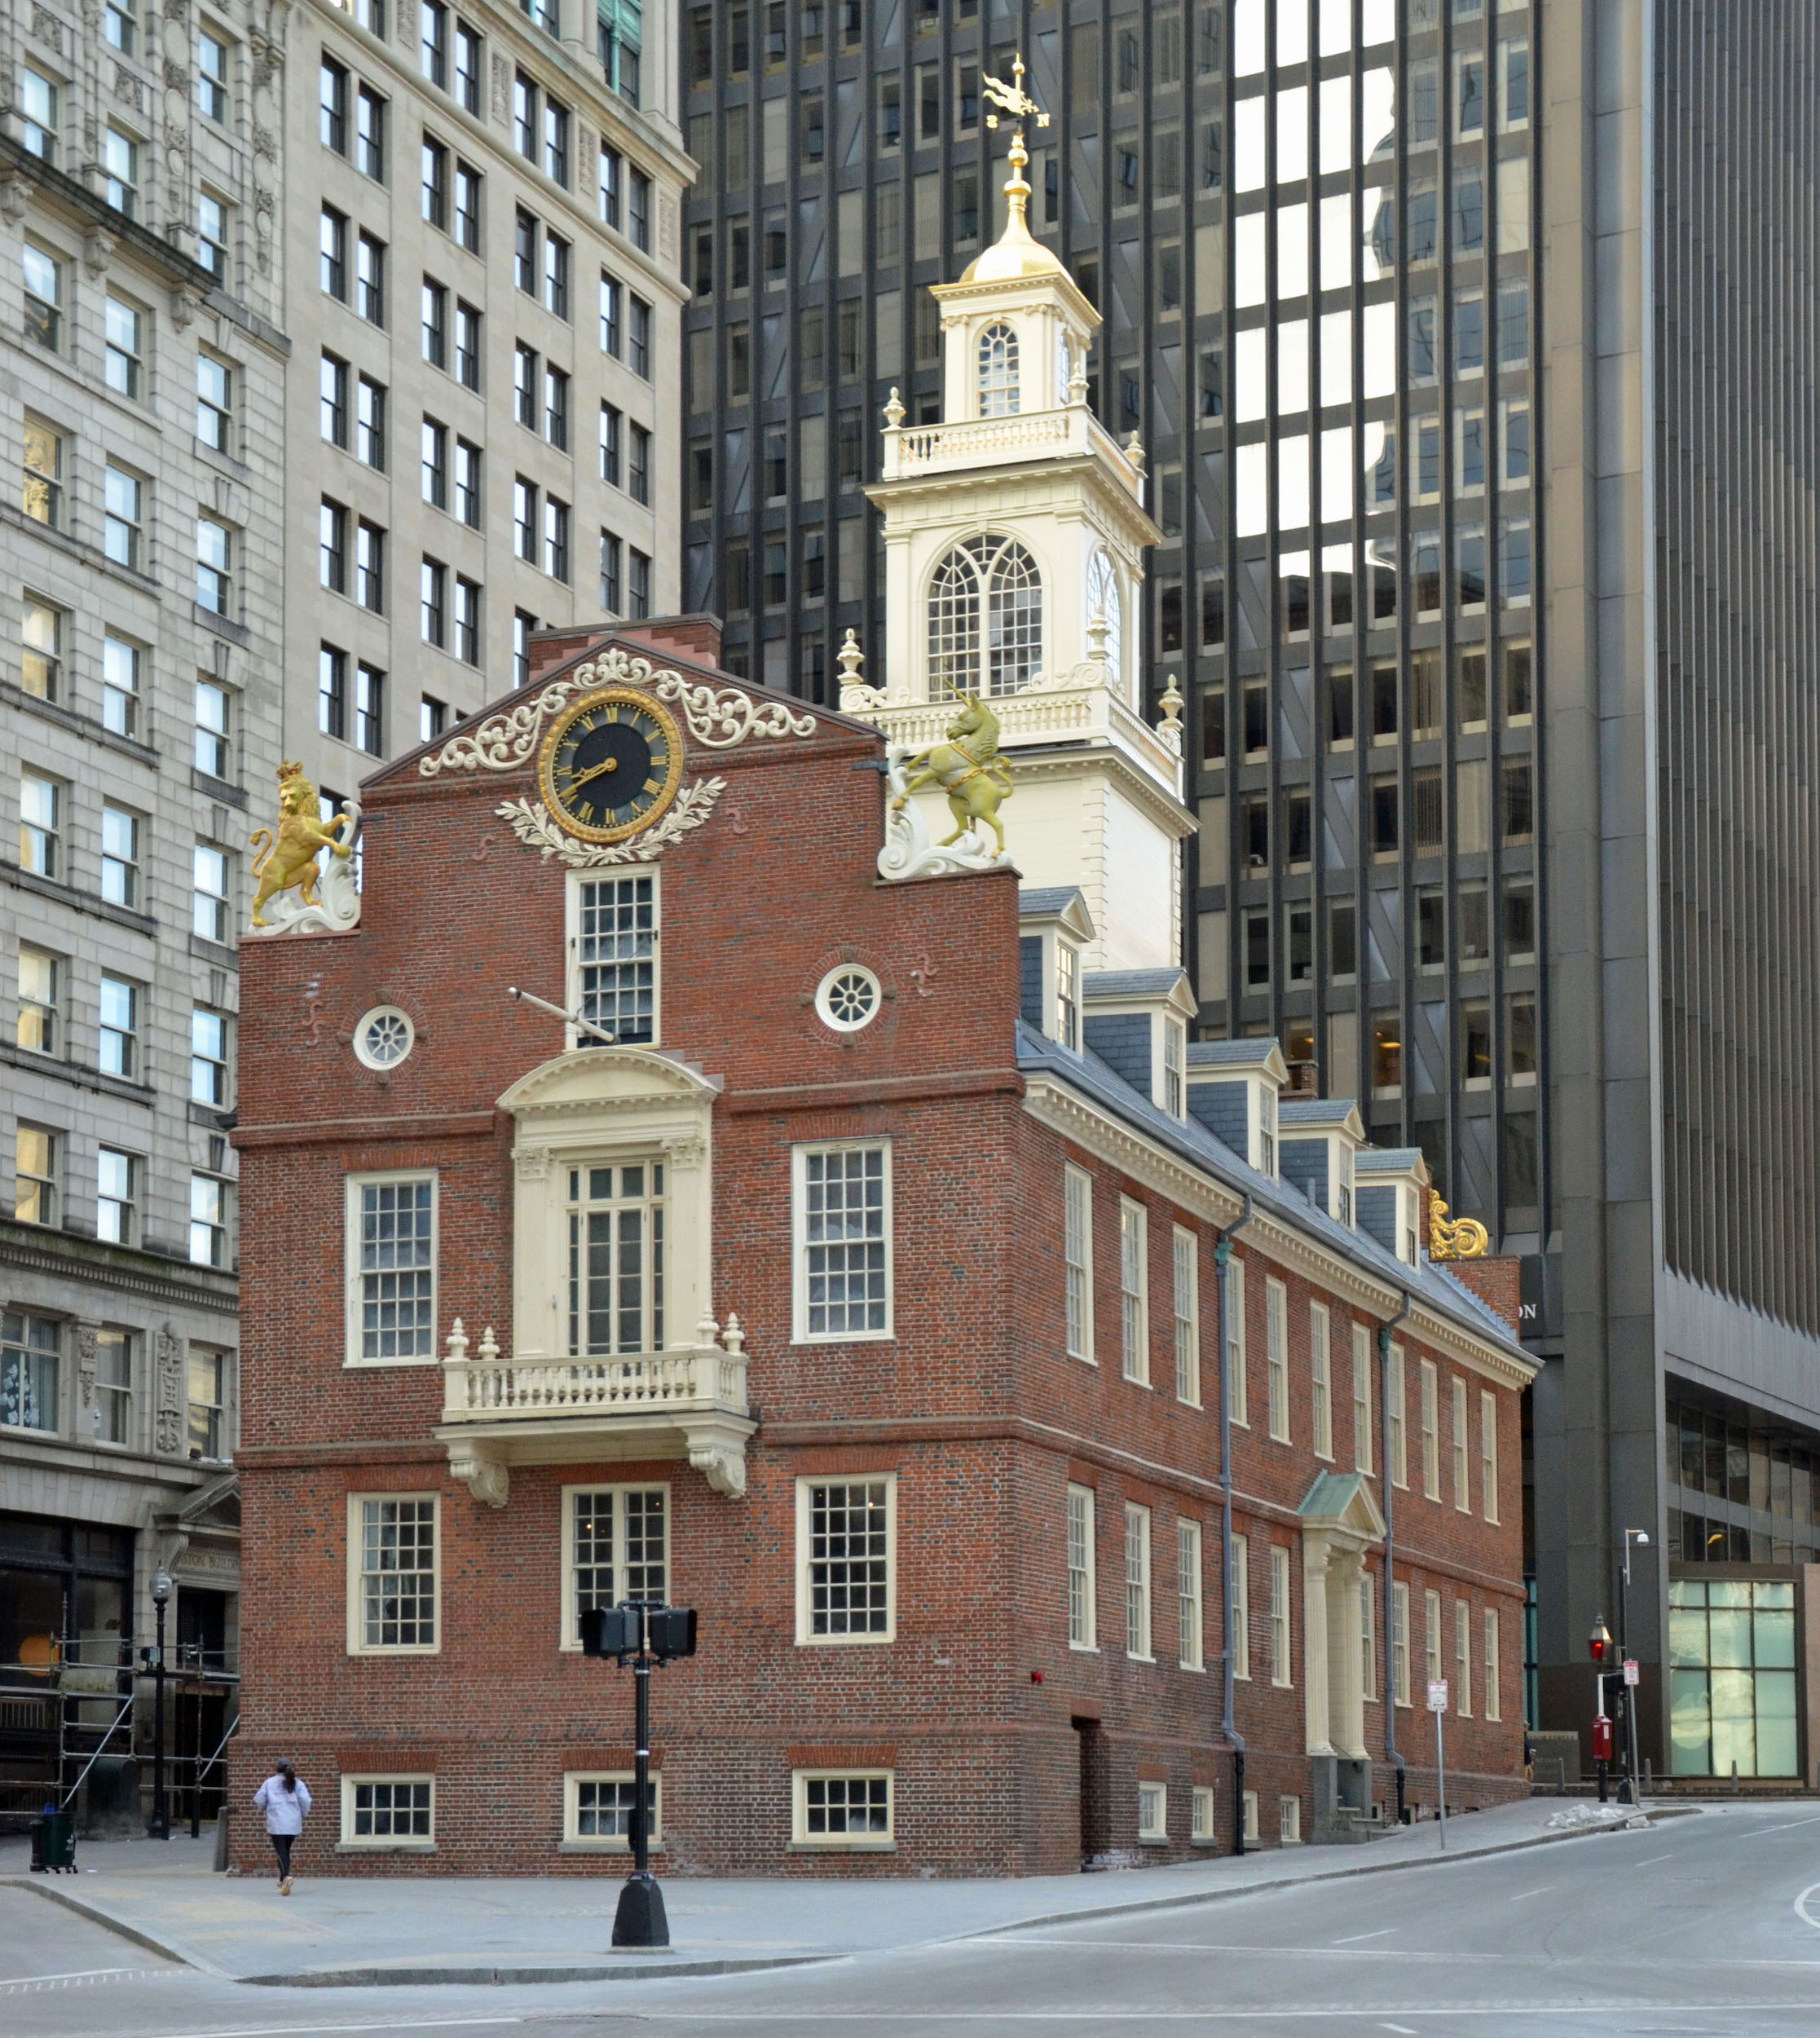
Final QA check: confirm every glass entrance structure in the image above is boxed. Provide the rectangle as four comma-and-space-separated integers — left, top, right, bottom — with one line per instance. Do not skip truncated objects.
1668, 1577, 1799, 1779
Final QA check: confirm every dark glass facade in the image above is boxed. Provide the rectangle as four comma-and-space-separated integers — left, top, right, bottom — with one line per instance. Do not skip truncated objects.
680, 0, 1543, 1246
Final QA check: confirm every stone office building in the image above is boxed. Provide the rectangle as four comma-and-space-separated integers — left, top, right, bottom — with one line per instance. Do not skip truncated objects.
1, 0, 288, 1820
283, 0, 692, 810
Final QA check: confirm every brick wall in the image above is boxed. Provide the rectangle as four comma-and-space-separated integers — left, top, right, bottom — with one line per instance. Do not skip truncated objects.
231, 629, 1529, 1876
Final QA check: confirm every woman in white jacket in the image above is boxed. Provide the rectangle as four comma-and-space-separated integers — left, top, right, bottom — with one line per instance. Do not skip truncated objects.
252, 1759, 311, 1894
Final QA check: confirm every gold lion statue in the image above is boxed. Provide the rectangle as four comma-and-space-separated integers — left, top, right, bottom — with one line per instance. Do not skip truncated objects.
893, 690, 1015, 856
249, 762, 355, 928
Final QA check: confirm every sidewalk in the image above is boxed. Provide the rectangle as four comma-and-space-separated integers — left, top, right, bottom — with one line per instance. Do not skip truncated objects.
0, 1797, 1686, 1987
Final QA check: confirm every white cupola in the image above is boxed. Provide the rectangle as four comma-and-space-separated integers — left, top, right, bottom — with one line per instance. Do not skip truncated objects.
844, 64, 1192, 976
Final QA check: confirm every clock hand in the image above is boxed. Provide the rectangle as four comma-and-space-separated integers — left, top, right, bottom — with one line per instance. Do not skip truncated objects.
562, 756, 623, 794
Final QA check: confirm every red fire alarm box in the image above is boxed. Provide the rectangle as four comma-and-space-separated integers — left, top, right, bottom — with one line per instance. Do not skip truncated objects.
1591, 1714, 1614, 1763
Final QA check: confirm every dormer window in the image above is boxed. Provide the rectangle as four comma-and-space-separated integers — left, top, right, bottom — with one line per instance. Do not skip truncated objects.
1162, 1021, 1185, 1117
1338, 1146, 1355, 1226
1258, 1087, 1277, 1177
928, 533, 1043, 696
1056, 940, 1080, 1051
977, 322, 1020, 417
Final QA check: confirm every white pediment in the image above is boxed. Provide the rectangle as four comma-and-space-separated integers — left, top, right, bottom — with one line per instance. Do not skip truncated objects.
497, 1047, 723, 1121
1298, 1471, 1387, 1542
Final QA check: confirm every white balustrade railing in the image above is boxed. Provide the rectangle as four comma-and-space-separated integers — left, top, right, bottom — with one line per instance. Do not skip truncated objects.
880, 406, 1145, 501
439, 1320, 747, 1425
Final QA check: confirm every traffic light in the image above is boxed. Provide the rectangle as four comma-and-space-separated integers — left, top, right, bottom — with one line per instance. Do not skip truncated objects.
647, 1606, 698, 1661
580, 1604, 641, 1658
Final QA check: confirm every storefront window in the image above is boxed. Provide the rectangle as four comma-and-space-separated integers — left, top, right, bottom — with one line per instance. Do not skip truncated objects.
1668, 1578, 1797, 1778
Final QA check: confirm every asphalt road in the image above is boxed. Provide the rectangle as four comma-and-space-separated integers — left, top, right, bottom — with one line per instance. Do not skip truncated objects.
6, 1801, 1820, 2037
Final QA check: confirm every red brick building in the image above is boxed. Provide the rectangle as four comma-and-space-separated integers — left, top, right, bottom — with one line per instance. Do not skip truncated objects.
231, 616, 1534, 1877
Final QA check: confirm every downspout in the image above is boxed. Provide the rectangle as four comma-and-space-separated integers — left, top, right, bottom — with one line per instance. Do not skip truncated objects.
1378, 1290, 1412, 1824
1214, 1194, 1255, 1854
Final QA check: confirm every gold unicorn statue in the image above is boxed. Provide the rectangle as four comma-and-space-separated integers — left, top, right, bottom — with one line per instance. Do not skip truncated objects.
249, 762, 356, 928
892, 689, 1015, 856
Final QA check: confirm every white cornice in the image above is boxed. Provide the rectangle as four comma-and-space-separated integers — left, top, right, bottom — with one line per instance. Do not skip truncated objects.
1020, 1077, 1536, 1390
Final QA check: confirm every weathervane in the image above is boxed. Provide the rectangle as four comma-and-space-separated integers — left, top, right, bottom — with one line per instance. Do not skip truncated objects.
982, 54, 1049, 134
982, 53, 1049, 223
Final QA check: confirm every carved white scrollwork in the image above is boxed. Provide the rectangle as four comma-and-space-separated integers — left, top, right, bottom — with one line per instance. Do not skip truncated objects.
495, 779, 725, 869
419, 648, 817, 779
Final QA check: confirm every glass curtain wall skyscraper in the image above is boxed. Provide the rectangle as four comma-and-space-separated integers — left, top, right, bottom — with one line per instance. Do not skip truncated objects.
681, 0, 1820, 1770
679, 0, 1540, 1233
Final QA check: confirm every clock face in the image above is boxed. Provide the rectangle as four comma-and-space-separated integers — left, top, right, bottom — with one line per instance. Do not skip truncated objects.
538, 688, 685, 844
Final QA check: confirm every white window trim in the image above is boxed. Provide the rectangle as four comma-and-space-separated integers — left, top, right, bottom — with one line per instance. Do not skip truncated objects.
1360, 1569, 1377, 1701
1481, 1387, 1501, 1523
1124, 1500, 1152, 1661
565, 865, 661, 1050
791, 1767, 895, 1849
340, 1772, 436, 1850
342, 1169, 438, 1369
345, 1493, 441, 1656
1119, 1194, 1149, 1385
1452, 1374, 1471, 1510
794, 1471, 897, 1646
1388, 1343, 1408, 1489
1425, 1587, 1443, 1688
1483, 1606, 1501, 1720
1310, 1300, 1333, 1461
1353, 1321, 1374, 1475
791, 1140, 894, 1343
1231, 1530, 1250, 1680
1269, 1542, 1292, 1688
1191, 1783, 1216, 1842
1228, 1256, 1249, 1427
1172, 1224, 1200, 1406
1420, 1357, 1440, 1499
1136, 1779, 1169, 1842
1176, 1517, 1204, 1671
1064, 1163, 1095, 1364
1066, 1482, 1097, 1652
558, 1480, 672, 1652
1392, 1579, 1412, 1707
1279, 1793, 1302, 1845
562, 1769, 663, 1849
1241, 1789, 1260, 1842
1454, 1598, 1473, 1718
1265, 1276, 1289, 1444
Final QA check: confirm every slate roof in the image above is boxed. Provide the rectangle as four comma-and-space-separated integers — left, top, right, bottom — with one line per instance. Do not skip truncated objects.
1082, 968, 1193, 999
1184, 1039, 1282, 1069
1015, 1021, 1524, 1359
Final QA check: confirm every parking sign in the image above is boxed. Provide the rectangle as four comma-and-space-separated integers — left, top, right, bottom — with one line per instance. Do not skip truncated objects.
1427, 1679, 1449, 1712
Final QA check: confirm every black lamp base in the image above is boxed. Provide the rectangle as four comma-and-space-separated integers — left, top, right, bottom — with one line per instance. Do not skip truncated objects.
611, 1872, 669, 1948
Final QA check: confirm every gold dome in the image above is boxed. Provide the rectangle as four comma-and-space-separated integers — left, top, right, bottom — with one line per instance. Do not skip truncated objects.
961, 214, 1067, 285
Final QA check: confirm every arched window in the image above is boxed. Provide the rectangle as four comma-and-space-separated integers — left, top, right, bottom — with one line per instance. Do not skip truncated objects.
977, 323, 1020, 417
1086, 549, 1123, 691
927, 534, 1043, 698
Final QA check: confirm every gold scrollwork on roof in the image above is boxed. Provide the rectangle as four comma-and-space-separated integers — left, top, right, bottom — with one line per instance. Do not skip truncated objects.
1428, 1193, 1490, 1262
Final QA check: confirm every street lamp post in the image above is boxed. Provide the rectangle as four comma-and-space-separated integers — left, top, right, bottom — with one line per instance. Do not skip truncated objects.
149, 1568, 172, 1840
581, 1601, 698, 1951
1619, 1529, 1650, 1805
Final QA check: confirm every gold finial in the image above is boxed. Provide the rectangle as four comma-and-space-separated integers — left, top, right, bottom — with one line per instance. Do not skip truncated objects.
1427, 1192, 1490, 1261
983, 52, 1050, 227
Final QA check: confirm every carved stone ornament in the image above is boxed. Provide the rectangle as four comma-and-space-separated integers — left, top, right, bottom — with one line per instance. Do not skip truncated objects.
165, 59, 190, 90
877, 745, 1013, 883
75, 1324, 98, 1407
448, 1439, 510, 1508
496, 779, 725, 870
82, 227, 114, 277
420, 647, 815, 778
170, 284, 201, 329
113, 64, 144, 112
155, 1326, 184, 1456
0, 175, 35, 225
29, 6, 64, 54
253, 120, 278, 161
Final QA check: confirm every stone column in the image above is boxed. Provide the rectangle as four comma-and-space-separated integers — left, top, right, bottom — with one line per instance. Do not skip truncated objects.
1302, 1535, 1334, 1755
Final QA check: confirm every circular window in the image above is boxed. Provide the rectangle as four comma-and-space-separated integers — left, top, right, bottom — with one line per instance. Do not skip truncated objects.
354, 1006, 416, 1070
814, 965, 882, 1034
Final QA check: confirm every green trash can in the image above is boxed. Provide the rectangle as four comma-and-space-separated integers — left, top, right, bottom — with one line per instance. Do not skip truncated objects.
29, 1807, 76, 1873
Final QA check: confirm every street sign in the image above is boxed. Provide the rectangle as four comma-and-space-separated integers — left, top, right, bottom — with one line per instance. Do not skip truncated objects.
1427, 1679, 1448, 1713
1622, 1658, 1640, 1687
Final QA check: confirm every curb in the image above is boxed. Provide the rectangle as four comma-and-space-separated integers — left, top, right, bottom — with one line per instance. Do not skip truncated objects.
240, 1955, 831, 1988
962, 1806, 1699, 1941
1, 1875, 223, 1974
5, 1806, 1699, 1988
